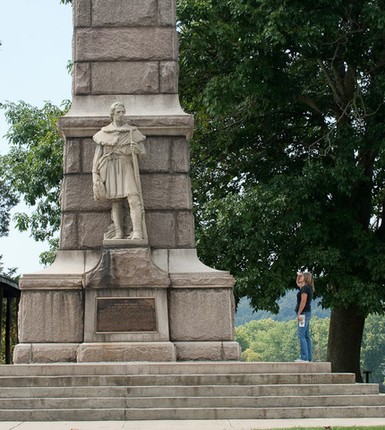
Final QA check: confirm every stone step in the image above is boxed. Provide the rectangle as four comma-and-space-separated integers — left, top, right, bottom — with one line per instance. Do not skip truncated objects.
0, 383, 378, 398
0, 362, 331, 376
0, 394, 384, 409
0, 405, 384, 421
0, 372, 355, 387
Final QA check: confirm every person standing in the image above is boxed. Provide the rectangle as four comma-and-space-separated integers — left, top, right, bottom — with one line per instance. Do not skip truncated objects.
295, 271, 314, 362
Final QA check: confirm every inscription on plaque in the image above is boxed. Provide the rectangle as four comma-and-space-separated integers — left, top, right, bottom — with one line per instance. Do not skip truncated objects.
96, 297, 157, 332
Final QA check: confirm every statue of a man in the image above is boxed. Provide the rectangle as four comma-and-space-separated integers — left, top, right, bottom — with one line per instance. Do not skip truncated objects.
92, 102, 146, 240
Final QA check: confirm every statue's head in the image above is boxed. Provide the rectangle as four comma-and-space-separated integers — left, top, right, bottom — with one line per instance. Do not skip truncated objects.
109, 102, 126, 121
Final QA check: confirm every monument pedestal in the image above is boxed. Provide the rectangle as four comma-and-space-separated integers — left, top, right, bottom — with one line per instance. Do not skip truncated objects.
14, 0, 240, 364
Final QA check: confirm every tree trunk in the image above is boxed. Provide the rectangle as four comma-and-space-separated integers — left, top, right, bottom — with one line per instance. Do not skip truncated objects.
327, 305, 365, 382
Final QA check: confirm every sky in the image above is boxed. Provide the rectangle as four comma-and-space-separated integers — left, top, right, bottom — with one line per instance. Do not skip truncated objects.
0, 0, 73, 275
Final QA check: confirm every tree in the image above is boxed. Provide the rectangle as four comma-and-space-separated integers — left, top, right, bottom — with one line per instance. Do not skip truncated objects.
178, 0, 385, 380
0, 101, 70, 265
361, 314, 385, 384
235, 317, 329, 362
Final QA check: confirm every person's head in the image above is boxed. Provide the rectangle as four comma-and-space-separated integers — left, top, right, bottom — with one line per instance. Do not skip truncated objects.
302, 271, 315, 291
110, 102, 126, 125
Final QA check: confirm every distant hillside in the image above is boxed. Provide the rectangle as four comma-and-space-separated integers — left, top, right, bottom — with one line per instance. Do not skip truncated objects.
235, 290, 330, 326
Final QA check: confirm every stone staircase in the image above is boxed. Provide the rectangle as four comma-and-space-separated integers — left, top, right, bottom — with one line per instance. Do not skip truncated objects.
0, 362, 384, 420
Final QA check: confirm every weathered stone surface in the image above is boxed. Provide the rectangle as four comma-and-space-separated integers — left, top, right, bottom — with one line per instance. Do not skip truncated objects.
174, 341, 240, 361
159, 0, 176, 26
18, 291, 84, 343
81, 137, 96, 173
146, 211, 176, 248
78, 212, 112, 248
176, 211, 195, 247
74, 0, 91, 28
91, 62, 159, 95
60, 213, 78, 249
74, 63, 91, 95
160, 61, 178, 93
140, 137, 171, 172
76, 28, 177, 62
12, 344, 32, 364
62, 175, 110, 211
31, 344, 79, 363
58, 114, 194, 138
171, 138, 190, 172
65, 139, 81, 174
170, 272, 235, 288
169, 289, 235, 341
77, 342, 176, 362
85, 248, 170, 288
92, 0, 157, 27
142, 173, 192, 210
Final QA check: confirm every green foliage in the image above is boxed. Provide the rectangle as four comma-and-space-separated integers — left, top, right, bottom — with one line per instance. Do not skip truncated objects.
361, 314, 385, 384
235, 316, 329, 362
0, 166, 17, 238
0, 101, 70, 263
178, 0, 385, 316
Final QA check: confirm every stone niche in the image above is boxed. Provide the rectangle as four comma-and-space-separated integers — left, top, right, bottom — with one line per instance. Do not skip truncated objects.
13, 0, 240, 363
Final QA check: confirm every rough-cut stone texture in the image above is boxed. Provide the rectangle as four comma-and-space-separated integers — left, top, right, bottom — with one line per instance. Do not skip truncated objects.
18, 291, 84, 343
92, 0, 157, 27
176, 211, 195, 247
171, 138, 190, 172
91, 62, 159, 95
74, 0, 91, 28
78, 212, 112, 248
31, 344, 79, 363
60, 213, 78, 249
64, 139, 81, 173
77, 342, 176, 362
12, 344, 32, 364
160, 61, 178, 93
62, 174, 109, 212
174, 341, 240, 361
159, 0, 176, 26
146, 212, 176, 248
169, 289, 235, 341
142, 174, 192, 210
85, 248, 170, 288
81, 138, 95, 173
74, 63, 91, 95
140, 137, 171, 172
76, 28, 177, 62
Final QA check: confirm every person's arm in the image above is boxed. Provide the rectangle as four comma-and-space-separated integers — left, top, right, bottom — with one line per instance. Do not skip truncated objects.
297, 292, 308, 320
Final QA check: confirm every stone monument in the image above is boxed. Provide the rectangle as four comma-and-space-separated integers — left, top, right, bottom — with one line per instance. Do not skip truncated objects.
14, 0, 240, 363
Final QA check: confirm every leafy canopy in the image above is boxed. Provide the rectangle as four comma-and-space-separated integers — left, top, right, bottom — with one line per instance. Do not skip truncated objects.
0, 100, 70, 264
178, 0, 385, 316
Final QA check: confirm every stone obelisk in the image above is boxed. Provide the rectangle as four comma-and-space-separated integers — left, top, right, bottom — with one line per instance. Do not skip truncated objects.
14, 0, 240, 363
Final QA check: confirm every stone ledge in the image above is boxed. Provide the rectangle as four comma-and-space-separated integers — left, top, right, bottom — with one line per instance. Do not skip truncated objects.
174, 341, 241, 361
77, 342, 176, 362
58, 113, 194, 138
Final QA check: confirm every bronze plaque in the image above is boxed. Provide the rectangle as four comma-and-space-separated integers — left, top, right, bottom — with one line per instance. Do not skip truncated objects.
96, 297, 157, 332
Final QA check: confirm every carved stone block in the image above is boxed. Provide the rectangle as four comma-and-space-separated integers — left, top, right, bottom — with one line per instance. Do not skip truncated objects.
160, 61, 178, 93
146, 211, 176, 248
176, 211, 195, 247
18, 291, 84, 343
92, 62, 159, 95
142, 173, 192, 210
140, 137, 171, 172
169, 288, 235, 341
92, 0, 157, 27
60, 213, 78, 249
171, 138, 190, 172
76, 28, 177, 62
78, 212, 112, 248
